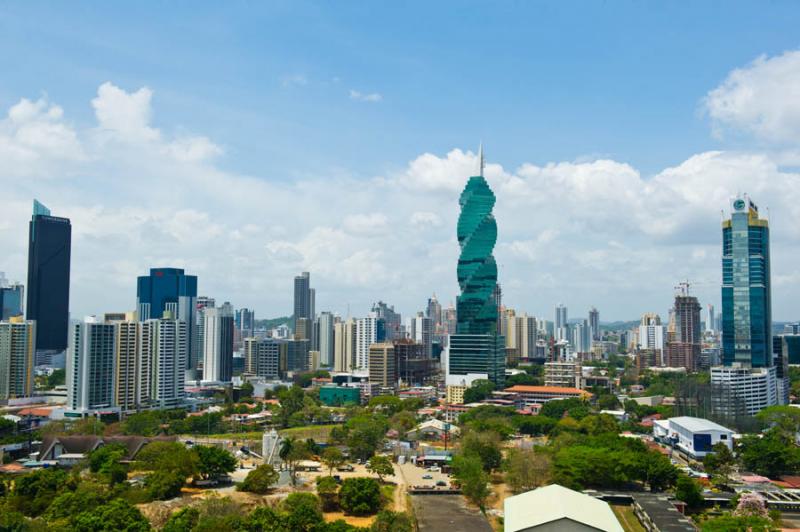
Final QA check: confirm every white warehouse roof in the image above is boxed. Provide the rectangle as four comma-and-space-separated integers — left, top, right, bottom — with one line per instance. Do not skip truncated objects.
668, 416, 732, 433
504, 484, 623, 532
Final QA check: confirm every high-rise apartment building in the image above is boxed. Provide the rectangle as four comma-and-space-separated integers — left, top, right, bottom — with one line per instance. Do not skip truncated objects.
368, 342, 396, 388
26, 200, 71, 360
707, 304, 716, 334
426, 294, 443, 332
334, 318, 356, 372
140, 317, 187, 409
67, 317, 116, 415
0, 318, 35, 400
447, 147, 505, 387
201, 302, 234, 382
372, 301, 401, 341
317, 312, 334, 367
235, 308, 255, 338
666, 283, 701, 370
136, 268, 197, 369
355, 316, 384, 370
506, 313, 537, 360
293, 272, 314, 332
412, 312, 433, 359
244, 338, 282, 379
571, 319, 591, 353
713, 195, 778, 415
111, 318, 139, 413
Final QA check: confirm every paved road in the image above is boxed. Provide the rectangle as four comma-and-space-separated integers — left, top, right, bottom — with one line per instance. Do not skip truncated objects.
412, 494, 493, 532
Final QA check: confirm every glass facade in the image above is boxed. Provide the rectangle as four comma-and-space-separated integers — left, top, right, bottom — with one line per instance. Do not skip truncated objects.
721, 197, 771, 368
0, 285, 24, 320
26, 200, 71, 353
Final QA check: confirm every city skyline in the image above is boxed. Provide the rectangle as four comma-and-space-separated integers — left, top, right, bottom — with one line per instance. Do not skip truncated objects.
3, 5, 800, 321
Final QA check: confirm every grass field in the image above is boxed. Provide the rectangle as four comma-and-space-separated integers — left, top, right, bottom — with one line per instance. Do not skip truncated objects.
278, 424, 342, 440
612, 505, 646, 532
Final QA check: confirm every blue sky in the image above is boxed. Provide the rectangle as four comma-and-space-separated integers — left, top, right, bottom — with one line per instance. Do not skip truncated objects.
2, 2, 800, 321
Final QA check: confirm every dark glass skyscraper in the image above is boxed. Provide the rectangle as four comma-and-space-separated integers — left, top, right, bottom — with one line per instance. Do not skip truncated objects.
448, 147, 505, 386
293, 272, 314, 333
136, 268, 198, 368
721, 196, 771, 368
26, 200, 71, 355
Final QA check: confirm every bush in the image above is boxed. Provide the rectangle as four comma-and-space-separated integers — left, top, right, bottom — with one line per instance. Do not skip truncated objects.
282, 492, 323, 531
316, 475, 340, 511
145, 469, 186, 501
162, 507, 200, 532
71, 498, 151, 531
339, 477, 381, 516
238, 464, 279, 494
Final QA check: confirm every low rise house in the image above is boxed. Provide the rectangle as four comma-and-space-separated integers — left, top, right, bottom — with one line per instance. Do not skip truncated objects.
503, 385, 592, 409
406, 418, 460, 441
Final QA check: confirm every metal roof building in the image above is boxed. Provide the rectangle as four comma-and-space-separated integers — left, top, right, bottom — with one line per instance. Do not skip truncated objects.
504, 484, 623, 531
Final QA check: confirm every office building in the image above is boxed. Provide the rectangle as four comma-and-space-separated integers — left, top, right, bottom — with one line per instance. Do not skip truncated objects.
447, 146, 505, 387
67, 317, 117, 415
235, 308, 255, 338
286, 339, 310, 372
368, 342, 397, 388
295, 317, 312, 341
666, 283, 702, 370
589, 307, 600, 341
0, 280, 24, 321
140, 316, 187, 409
334, 318, 356, 372
136, 268, 197, 369
293, 272, 314, 332
244, 338, 283, 379
713, 195, 777, 415
0, 318, 35, 400
201, 302, 234, 382
426, 294, 443, 332
394, 339, 435, 385
544, 361, 581, 389
412, 312, 433, 359
372, 301, 401, 341
26, 200, 71, 361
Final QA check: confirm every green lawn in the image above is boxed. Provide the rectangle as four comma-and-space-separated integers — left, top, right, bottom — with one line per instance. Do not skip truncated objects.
611, 505, 646, 532
279, 424, 342, 440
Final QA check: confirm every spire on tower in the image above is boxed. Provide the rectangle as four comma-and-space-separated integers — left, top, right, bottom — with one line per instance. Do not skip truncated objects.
477, 142, 485, 177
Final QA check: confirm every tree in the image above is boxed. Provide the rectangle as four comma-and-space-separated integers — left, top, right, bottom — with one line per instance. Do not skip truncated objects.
368, 395, 403, 415
452, 454, 490, 511
240, 507, 287, 531
280, 437, 311, 486
539, 398, 590, 420
461, 430, 503, 472
597, 394, 621, 410
317, 475, 340, 511
578, 414, 618, 436
121, 410, 163, 436
88, 443, 128, 486
238, 464, 279, 494
71, 498, 150, 531
345, 415, 388, 461
12, 467, 70, 516
282, 492, 323, 531
389, 411, 417, 434
321, 446, 345, 475
136, 441, 198, 479
46, 368, 66, 388
700, 514, 776, 531
239, 381, 254, 399
44, 481, 109, 522
463, 379, 495, 404
162, 507, 200, 532
370, 511, 414, 532
703, 443, 737, 487
734, 492, 769, 518
739, 430, 800, 478
641, 451, 678, 492
504, 448, 551, 494
145, 469, 186, 500
277, 386, 306, 428
675, 475, 704, 511
339, 477, 382, 516
366, 455, 394, 483
757, 405, 800, 437
513, 415, 557, 436
194, 445, 237, 480
505, 373, 539, 387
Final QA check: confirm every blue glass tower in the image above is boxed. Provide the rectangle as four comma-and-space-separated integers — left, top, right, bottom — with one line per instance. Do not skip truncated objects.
26, 200, 71, 355
136, 268, 198, 369
721, 196, 771, 368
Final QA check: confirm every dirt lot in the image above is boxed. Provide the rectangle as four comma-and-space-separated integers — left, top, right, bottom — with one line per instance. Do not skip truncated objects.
412, 494, 493, 531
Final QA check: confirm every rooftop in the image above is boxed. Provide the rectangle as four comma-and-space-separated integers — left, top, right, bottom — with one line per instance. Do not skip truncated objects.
667, 416, 733, 433
504, 484, 623, 532
504, 385, 590, 395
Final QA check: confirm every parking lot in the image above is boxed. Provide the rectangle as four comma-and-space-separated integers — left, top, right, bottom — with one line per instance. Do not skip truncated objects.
396, 461, 451, 489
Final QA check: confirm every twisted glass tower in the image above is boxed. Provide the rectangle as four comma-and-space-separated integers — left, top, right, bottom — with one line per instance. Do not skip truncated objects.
448, 146, 505, 387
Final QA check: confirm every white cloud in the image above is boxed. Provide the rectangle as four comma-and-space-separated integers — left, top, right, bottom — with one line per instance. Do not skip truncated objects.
3, 70, 800, 321
705, 49, 800, 143
281, 74, 308, 88
349, 89, 382, 102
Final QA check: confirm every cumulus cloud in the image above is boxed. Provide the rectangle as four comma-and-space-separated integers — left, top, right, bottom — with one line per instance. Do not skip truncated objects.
705, 49, 800, 143
2, 72, 800, 321
349, 89, 382, 102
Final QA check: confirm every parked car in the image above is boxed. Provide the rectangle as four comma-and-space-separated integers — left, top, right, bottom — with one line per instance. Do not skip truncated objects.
422, 474, 433, 479
337, 464, 355, 472
436, 480, 447, 486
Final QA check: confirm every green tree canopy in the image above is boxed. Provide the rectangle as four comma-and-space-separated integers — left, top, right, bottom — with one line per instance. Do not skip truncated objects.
366, 455, 394, 482
463, 379, 495, 404
71, 498, 151, 532
194, 445, 237, 480
238, 464, 279, 494
339, 477, 382, 516
452, 454, 490, 511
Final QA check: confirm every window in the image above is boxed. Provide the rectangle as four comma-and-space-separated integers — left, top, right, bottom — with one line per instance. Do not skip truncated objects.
720, 435, 727, 440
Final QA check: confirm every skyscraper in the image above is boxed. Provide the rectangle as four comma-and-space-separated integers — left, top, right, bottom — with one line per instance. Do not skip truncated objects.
372, 301, 401, 341
355, 315, 384, 369
201, 302, 234, 382
555, 304, 568, 342
0, 318, 35, 400
334, 318, 356, 372
412, 312, 433, 359
426, 294, 443, 332
293, 272, 314, 332
235, 308, 255, 338
665, 283, 701, 370
707, 304, 716, 334
140, 316, 188, 409
721, 195, 772, 368
26, 200, 71, 359
67, 317, 116, 415
589, 307, 600, 341
317, 312, 335, 367
447, 146, 505, 387
136, 268, 197, 369
712, 195, 778, 416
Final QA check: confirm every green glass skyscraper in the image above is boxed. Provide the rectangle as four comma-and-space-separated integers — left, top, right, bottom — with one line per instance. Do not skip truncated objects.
447, 146, 505, 387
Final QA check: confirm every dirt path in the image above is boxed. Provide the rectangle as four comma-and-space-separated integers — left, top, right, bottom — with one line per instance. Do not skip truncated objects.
392, 463, 408, 512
